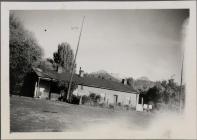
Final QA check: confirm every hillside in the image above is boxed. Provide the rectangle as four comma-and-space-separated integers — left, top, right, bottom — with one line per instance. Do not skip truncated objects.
87, 70, 121, 82
86, 70, 155, 90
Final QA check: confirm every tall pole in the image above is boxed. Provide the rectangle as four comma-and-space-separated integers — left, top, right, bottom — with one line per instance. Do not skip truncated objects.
66, 16, 85, 102
180, 55, 184, 113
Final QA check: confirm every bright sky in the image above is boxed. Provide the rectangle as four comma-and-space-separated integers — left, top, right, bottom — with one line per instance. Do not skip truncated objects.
12, 9, 189, 83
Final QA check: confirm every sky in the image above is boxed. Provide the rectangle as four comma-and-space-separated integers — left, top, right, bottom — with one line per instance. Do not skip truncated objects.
12, 9, 189, 83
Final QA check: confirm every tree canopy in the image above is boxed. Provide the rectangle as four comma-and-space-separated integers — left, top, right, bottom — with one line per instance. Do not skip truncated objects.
10, 13, 43, 94
86, 70, 120, 82
53, 42, 76, 73
139, 79, 184, 111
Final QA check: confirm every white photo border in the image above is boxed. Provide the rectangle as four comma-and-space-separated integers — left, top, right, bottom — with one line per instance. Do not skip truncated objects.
1, 1, 196, 139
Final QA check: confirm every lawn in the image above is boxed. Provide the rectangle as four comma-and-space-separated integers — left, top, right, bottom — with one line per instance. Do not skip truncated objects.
10, 95, 154, 132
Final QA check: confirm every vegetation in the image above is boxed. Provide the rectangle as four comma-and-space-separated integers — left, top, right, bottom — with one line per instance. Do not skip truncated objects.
124, 75, 184, 111
80, 93, 101, 106
57, 80, 78, 102
85, 70, 120, 82
53, 42, 76, 73
138, 79, 185, 111
10, 13, 43, 95
70, 94, 81, 104
35, 58, 57, 72
81, 95, 90, 104
89, 93, 101, 106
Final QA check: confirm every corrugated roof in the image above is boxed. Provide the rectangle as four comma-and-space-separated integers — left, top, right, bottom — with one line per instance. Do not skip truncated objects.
33, 67, 137, 94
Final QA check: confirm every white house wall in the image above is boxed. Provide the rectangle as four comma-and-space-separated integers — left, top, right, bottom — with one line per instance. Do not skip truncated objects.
33, 78, 138, 107
75, 85, 137, 107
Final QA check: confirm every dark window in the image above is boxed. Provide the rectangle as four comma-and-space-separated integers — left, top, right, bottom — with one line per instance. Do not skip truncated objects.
114, 95, 118, 104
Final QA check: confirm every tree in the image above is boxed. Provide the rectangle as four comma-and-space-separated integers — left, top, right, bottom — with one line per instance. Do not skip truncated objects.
10, 13, 43, 95
142, 79, 185, 111
134, 78, 155, 91
166, 79, 180, 104
145, 85, 162, 107
37, 58, 56, 71
53, 42, 76, 73
86, 70, 120, 82
57, 80, 77, 102
46, 58, 54, 64
126, 77, 135, 89
89, 93, 101, 105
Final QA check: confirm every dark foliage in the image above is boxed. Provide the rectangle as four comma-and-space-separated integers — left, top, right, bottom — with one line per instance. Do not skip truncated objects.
89, 93, 101, 103
81, 95, 90, 104
53, 42, 76, 73
57, 80, 77, 101
86, 70, 120, 82
70, 94, 80, 105
9, 13, 43, 95
109, 104, 115, 109
138, 79, 185, 111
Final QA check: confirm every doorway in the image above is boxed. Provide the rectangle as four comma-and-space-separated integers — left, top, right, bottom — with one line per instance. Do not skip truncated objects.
114, 95, 118, 104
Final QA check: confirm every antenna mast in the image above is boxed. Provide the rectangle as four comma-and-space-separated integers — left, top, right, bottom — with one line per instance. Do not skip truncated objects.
66, 16, 85, 102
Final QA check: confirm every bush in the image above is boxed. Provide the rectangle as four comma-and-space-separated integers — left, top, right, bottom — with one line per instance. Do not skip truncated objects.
124, 105, 129, 110
117, 102, 122, 106
57, 80, 77, 102
99, 102, 105, 108
109, 104, 114, 109
81, 95, 90, 104
70, 94, 80, 105
95, 95, 101, 102
89, 93, 96, 100
89, 93, 101, 106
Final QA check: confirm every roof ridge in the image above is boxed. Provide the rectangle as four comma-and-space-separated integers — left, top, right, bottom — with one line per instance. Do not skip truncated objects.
33, 67, 136, 93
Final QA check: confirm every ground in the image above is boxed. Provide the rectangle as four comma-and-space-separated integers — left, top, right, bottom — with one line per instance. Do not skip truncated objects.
10, 95, 155, 132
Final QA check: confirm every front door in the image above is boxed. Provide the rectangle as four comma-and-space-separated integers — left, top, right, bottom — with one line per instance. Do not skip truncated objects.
113, 95, 118, 104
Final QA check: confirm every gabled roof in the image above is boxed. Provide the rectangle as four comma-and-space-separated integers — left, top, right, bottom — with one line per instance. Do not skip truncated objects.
32, 67, 137, 94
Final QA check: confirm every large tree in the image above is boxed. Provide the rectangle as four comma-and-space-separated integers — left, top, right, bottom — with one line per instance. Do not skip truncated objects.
126, 77, 135, 89
141, 79, 185, 111
36, 58, 56, 71
53, 42, 76, 73
9, 13, 43, 94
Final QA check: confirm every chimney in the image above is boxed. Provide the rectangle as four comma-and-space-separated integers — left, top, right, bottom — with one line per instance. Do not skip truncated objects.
122, 79, 127, 85
79, 67, 84, 77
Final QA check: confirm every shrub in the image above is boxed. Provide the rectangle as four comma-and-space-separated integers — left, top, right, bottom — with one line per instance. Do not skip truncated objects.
117, 102, 122, 106
95, 95, 101, 102
124, 105, 129, 110
57, 80, 77, 102
99, 102, 105, 108
89, 93, 101, 106
81, 95, 90, 104
89, 93, 96, 100
109, 104, 114, 109
70, 94, 80, 105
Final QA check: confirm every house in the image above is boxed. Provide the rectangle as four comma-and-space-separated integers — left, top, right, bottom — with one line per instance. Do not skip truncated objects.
23, 67, 139, 108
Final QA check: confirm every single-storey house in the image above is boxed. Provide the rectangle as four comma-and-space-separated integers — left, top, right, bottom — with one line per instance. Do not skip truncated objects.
23, 67, 139, 108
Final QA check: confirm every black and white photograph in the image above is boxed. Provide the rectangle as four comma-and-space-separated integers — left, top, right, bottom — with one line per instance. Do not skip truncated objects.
1, 1, 196, 139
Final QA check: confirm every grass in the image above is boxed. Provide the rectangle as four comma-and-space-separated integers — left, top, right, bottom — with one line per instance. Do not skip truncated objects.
10, 95, 154, 132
